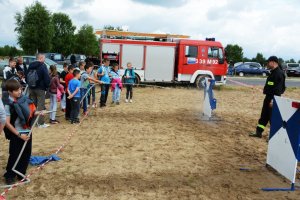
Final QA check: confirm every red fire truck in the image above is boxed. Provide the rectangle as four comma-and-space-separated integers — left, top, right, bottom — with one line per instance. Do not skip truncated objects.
97, 31, 227, 87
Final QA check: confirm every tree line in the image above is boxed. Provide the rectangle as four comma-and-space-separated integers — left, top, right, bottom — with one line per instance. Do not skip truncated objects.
2, 1, 300, 63
12, 1, 99, 57
225, 44, 300, 66
1, 1, 125, 58
0, 45, 24, 57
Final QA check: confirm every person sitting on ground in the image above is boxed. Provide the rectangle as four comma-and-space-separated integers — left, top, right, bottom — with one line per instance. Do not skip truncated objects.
110, 63, 122, 105
3, 79, 45, 185
124, 62, 135, 103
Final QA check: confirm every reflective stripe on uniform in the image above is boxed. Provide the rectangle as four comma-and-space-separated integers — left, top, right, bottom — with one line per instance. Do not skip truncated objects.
257, 124, 265, 130
267, 81, 274, 86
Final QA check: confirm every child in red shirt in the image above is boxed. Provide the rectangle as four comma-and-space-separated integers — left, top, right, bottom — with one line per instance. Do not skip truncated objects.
64, 65, 74, 121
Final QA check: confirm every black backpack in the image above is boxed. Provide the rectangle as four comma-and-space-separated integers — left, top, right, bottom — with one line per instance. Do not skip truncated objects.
27, 69, 39, 88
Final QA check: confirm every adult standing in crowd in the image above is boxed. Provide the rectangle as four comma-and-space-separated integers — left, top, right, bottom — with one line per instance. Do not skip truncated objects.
98, 59, 111, 108
249, 56, 286, 138
70, 54, 76, 67
16, 56, 27, 75
27, 54, 50, 128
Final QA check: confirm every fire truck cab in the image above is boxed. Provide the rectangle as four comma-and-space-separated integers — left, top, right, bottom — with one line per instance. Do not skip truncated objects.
97, 30, 227, 87
176, 39, 227, 87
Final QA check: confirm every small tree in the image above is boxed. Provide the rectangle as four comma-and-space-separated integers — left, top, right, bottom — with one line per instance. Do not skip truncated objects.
51, 13, 76, 56
224, 44, 244, 64
286, 58, 296, 63
252, 53, 266, 66
278, 58, 285, 65
74, 24, 99, 56
15, 2, 53, 54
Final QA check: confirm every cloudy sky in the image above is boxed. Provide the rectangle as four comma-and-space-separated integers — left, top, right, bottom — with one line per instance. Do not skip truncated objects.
0, 0, 300, 60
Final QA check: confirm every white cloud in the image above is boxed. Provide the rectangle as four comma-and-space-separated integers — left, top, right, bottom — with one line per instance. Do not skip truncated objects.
132, 0, 188, 8
0, 0, 300, 61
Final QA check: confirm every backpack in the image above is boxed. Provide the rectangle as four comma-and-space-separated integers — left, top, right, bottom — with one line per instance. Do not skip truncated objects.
27, 69, 39, 88
3, 96, 36, 140
124, 69, 134, 78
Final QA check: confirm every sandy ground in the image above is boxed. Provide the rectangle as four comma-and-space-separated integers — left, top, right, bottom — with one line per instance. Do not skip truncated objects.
0, 85, 300, 200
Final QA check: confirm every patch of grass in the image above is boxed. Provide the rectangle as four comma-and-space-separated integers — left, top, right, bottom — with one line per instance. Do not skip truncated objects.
215, 85, 253, 92
285, 87, 300, 92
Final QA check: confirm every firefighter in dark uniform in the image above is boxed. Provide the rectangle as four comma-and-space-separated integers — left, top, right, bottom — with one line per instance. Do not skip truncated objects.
249, 56, 286, 138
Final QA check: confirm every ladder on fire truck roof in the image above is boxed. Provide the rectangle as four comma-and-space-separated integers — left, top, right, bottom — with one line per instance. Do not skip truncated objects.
95, 30, 190, 40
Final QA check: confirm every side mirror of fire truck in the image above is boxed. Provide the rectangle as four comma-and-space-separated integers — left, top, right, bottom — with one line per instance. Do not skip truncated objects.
219, 58, 225, 64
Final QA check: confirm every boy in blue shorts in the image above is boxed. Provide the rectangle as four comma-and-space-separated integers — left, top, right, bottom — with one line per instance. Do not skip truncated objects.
68, 69, 81, 124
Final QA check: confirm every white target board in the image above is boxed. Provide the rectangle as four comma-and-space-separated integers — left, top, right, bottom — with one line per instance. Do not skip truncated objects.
266, 96, 300, 184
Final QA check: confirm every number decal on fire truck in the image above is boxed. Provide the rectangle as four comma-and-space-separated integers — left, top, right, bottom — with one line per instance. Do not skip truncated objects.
187, 59, 219, 65
198, 59, 218, 65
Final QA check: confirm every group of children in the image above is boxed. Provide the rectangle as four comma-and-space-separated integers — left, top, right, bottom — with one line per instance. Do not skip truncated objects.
1, 58, 136, 185
59, 59, 136, 123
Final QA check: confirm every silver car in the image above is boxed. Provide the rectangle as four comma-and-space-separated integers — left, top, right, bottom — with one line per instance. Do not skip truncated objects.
21, 56, 64, 73
0, 56, 64, 77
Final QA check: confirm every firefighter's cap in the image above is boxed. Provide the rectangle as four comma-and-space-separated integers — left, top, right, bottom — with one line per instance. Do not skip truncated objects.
267, 56, 279, 64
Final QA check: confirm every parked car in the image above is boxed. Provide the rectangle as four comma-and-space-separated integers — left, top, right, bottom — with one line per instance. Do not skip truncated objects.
65, 54, 86, 65
234, 62, 270, 77
286, 63, 300, 77
23, 56, 64, 74
44, 53, 65, 65
0, 60, 8, 77
0, 56, 64, 77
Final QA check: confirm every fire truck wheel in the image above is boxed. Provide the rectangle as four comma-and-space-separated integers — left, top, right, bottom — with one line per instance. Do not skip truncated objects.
195, 75, 207, 89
